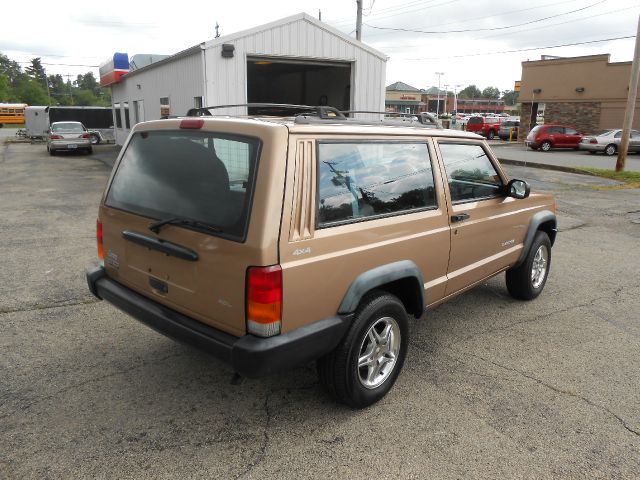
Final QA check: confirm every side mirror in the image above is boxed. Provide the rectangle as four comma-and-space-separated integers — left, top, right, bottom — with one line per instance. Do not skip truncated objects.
507, 179, 530, 199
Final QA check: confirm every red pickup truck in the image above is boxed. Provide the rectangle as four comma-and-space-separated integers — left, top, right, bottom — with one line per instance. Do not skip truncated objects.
465, 116, 504, 139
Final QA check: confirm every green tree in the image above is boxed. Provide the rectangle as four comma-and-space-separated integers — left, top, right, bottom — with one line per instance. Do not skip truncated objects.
0, 52, 24, 87
502, 90, 520, 106
16, 78, 48, 105
0, 74, 16, 102
74, 89, 99, 106
25, 58, 47, 84
482, 86, 501, 99
458, 85, 481, 99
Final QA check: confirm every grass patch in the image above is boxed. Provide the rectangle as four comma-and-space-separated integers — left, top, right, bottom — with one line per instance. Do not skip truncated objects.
575, 167, 640, 189
0, 124, 25, 128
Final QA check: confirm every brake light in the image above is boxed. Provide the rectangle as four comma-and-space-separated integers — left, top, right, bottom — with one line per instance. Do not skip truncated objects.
180, 119, 204, 129
246, 265, 282, 337
96, 218, 104, 263
82, 133, 91, 138
50, 134, 63, 140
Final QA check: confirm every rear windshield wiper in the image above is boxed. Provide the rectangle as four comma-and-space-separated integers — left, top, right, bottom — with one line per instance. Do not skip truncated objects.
149, 217, 222, 234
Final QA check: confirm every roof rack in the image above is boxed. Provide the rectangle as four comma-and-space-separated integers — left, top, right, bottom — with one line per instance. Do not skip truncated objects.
185, 103, 346, 120
183, 103, 441, 129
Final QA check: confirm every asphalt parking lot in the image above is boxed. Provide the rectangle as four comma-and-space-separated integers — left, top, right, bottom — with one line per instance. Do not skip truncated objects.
1, 142, 639, 479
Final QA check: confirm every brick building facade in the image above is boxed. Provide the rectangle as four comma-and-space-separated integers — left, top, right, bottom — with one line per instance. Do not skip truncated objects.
519, 54, 639, 140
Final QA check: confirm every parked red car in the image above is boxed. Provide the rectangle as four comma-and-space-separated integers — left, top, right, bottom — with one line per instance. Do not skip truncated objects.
525, 125, 583, 151
465, 116, 504, 139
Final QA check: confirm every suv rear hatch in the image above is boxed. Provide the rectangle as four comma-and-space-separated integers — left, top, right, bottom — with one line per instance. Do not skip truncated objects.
99, 120, 284, 337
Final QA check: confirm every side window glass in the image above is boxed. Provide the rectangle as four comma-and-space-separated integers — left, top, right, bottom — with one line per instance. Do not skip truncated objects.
317, 142, 436, 227
614, 131, 622, 139
439, 143, 503, 203
565, 128, 578, 135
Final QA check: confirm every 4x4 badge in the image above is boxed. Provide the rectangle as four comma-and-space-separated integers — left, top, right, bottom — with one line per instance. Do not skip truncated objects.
292, 247, 311, 256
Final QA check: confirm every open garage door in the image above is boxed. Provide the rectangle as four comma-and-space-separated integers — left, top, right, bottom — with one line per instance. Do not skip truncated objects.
247, 57, 352, 114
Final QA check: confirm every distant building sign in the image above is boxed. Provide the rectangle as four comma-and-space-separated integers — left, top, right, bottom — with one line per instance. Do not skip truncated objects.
514, 81, 521, 92
400, 95, 417, 100
99, 53, 130, 87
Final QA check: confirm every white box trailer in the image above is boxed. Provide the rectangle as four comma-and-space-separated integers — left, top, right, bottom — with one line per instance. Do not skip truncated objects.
25, 106, 115, 143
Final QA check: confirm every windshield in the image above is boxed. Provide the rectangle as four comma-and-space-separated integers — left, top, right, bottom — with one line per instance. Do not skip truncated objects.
105, 130, 261, 242
52, 122, 84, 132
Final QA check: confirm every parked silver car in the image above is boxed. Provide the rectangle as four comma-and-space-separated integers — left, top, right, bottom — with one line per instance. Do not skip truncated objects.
47, 121, 93, 155
578, 129, 640, 156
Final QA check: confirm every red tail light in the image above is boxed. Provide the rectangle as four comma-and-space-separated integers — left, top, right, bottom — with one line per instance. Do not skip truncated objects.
589, 139, 598, 144
246, 265, 282, 337
82, 133, 91, 138
96, 218, 104, 262
50, 134, 63, 140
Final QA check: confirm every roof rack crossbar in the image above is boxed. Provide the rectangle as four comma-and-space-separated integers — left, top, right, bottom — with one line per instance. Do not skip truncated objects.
186, 103, 346, 120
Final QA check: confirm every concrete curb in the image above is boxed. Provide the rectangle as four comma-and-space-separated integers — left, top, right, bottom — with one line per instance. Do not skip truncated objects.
497, 158, 597, 176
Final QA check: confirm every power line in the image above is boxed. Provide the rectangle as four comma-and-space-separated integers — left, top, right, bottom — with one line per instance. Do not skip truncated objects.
402, 34, 635, 61
16, 61, 99, 67
356, 0, 581, 39
364, 0, 608, 34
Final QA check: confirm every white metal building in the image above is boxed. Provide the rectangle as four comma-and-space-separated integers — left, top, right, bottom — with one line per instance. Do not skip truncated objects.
110, 13, 388, 145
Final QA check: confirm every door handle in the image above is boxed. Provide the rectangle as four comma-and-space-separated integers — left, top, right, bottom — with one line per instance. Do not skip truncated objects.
451, 213, 470, 223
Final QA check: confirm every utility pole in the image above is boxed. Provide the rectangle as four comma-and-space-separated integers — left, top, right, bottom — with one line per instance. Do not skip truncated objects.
356, 0, 363, 41
616, 15, 640, 172
443, 84, 449, 114
319, 9, 322, 21
435, 72, 444, 116
215, 22, 220, 38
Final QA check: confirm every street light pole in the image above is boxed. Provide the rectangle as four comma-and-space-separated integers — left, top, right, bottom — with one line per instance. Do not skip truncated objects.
454, 84, 463, 113
435, 72, 444, 116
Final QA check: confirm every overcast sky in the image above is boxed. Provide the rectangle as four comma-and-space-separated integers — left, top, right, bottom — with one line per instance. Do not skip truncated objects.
2, 0, 639, 93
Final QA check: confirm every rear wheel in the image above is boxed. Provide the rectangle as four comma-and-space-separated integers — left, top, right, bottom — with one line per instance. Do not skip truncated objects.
540, 141, 552, 152
85, 147, 93, 155
317, 292, 408, 409
89, 133, 100, 145
604, 144, 617, 156
506, 231, 551, 300
588, 150, 596, 155
49, 148, 55, 156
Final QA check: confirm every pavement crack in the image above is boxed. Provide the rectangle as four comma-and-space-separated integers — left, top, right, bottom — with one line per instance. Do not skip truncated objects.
0, 298, 99, 315
453, 350, 640, 438
0, 352, 184, 420
235, 389, 273, 480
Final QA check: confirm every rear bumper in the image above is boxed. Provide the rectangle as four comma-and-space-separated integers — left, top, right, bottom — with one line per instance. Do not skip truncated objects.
50, 139, 91, 150
86, 267, 351, 378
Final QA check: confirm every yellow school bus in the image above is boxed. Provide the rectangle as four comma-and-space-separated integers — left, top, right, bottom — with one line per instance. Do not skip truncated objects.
0, 103, 28, 127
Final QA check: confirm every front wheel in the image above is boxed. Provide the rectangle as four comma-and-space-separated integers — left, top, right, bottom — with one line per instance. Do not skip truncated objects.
487, 130, 495, 140
317, 292, 408, 409
506, 231, 551, 300
540, 141, 552, 152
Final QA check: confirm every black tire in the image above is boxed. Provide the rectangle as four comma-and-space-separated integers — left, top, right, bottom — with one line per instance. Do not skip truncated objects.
85, 147, 93, 155
540, 140, 552, 152
604, 144, 617, 156
49, 148, 55, 156
90, 133, 100, 145
506, 231, 551, 300
487, 129, 495, 140
317, 291, 409, 409
588, 151, 596, 155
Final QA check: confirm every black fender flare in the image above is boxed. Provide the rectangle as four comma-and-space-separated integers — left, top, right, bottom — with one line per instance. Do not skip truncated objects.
337, 260, 425, 317
514, 210, 557, 267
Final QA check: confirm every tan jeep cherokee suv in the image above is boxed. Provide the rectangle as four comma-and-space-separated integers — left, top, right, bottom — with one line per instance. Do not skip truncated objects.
87, 106, 556, 408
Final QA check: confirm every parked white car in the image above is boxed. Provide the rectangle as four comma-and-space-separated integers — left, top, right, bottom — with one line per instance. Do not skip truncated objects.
578, 129, 640, 156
